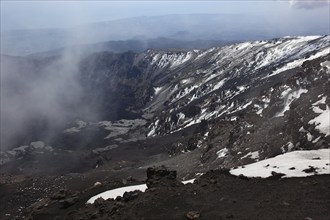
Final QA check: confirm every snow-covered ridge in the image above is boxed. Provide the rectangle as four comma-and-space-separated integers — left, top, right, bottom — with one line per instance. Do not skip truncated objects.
146, 35, 329, 136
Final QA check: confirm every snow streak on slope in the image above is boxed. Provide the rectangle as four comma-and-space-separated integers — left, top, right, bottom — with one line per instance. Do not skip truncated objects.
265, 47, 330, 78
150, 51, 196, 69
275, 88, 308, 117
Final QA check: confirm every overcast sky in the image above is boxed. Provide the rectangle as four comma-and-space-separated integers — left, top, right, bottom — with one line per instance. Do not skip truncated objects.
1, 0, 329, 31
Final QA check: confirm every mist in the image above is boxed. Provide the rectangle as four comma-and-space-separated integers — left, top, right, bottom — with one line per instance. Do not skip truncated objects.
0, 30, 100, 150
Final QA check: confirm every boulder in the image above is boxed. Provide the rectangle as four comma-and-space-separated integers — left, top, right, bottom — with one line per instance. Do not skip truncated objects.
186, 211, 200, 220
123, 190, 140, 202
146, 166, 180, 188
50, 189, 67, 200
59, 197, 79, 209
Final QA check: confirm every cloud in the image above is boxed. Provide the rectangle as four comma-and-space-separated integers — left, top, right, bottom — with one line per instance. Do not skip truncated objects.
289, 0, 330, 9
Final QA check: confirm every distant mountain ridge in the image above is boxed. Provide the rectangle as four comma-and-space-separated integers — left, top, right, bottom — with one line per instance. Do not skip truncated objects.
1, 13, 328, 56
26, 37, 237, 59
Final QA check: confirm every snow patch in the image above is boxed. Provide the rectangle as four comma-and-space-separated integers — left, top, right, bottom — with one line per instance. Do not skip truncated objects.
87, 184, 147, 204
275, 88, 308, 117
98, 119, 147, 139
64, 120, 87, 133
306, 132, 313, 141
312, 136, 321, 143
154, 87, 163, 95
213, 78, 227, 91
281, 142, 294, 153
255, 96, 270, 116
309, 105, 330, 137
181, 78, 194, 85
287, 142, 294, 151
151, 52, 194, 69
229, 101, 252, 114
312, 96, 326, 106
321, 60, 330, 70
87, 179, 195, 204
231, 149, 330, 178
216, 148, 228, 159
147, 120, 159, 137
182, 178, 196, 184
241, 151, 259, 160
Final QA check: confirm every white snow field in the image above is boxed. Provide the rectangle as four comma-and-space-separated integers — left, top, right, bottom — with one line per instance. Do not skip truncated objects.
230, 149, 330, 178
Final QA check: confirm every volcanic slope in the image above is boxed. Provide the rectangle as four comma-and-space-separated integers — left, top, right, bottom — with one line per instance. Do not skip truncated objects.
0, 36, 329, 219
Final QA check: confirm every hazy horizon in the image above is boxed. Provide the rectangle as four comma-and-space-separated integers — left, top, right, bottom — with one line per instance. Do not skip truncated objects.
1, 0, 329, 31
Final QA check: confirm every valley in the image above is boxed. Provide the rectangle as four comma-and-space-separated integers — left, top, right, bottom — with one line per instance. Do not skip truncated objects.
0, 35, 329, 220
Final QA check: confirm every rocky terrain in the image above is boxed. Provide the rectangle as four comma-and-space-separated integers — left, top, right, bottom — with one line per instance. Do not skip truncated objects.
23, 167, 330, 220
1, 35, 329, 219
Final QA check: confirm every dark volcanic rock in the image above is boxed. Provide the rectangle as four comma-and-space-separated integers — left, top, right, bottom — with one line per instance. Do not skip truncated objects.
25, 169, 330, 220
303, 166, 317, 173
59, 196, 79, 209
269, 171, 286, 179
122, 190, 141, 202
50, 189, 67, 200
146, 166, 180, 188
93, 197, 105, 207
